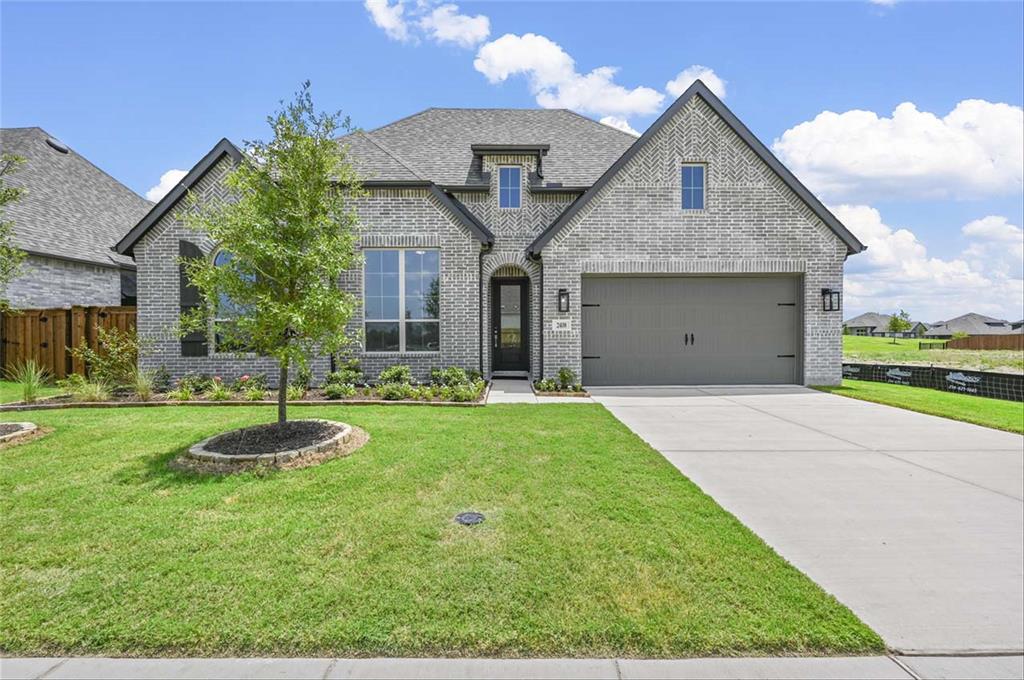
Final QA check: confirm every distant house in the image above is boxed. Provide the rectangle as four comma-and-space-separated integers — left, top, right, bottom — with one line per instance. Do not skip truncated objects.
0, 127, 150, 309
843, 312, 928, 338
923, 313, 1016, 338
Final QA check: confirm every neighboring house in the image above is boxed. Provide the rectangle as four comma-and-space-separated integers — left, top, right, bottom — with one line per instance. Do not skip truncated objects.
0, 127, 151, 309
843, 312, 928, 338
115, 81, 865, 387
924, 313, 1016, 338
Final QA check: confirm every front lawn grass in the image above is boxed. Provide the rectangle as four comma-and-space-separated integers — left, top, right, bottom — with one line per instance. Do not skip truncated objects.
0, 379, 61, 404
816, 379, 1024, 434
842, 335, 1023, 374
0, 404, 882, 658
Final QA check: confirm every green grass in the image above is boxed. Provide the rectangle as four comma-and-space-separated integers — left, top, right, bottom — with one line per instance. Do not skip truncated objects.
816, 380, 1024, 434
0, 404, 881, 657
0, 379, 61, 404
843, 335, 1023, 374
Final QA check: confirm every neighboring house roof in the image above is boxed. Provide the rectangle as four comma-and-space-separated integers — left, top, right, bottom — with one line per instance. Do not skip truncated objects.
0, 127, 151, 269
345, 108, 637, 188
924, 312, 1014, 336
843, 312, 892, 330
115, 138, 494, 256
527, 80, 866, 256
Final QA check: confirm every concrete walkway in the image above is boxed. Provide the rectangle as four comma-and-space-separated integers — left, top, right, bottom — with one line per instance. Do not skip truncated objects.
590, 385, 1024, 656
5, 655, 1023, 679
486, 378, 593, 404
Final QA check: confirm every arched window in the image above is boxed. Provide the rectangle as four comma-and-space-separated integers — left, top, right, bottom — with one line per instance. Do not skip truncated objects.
212, 249, 254, 353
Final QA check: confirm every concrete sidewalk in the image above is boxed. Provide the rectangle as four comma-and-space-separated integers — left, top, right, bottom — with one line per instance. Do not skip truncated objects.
5, 655, 1023, 679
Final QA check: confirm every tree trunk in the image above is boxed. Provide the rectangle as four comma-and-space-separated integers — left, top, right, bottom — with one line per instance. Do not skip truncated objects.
278, 361, 288, 424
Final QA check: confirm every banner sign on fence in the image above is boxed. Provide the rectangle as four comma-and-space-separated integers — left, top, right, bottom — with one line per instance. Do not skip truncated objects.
842, 363, 1023, 402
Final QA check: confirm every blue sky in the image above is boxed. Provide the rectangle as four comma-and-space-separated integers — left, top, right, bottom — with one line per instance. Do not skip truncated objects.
2, 1, 1022, 321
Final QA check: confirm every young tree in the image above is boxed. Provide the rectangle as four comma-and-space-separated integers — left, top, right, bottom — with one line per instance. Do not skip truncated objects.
887, 309, 912, 343
181, 82, 365, 424
0, 154, 27, 312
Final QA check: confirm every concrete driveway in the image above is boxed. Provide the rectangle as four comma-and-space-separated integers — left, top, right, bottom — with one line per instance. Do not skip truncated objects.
590, 386, 1024, 655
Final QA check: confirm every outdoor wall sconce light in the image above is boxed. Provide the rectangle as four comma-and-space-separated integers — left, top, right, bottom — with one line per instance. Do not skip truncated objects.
558, 289, 570, 313
821, 288, 841, 312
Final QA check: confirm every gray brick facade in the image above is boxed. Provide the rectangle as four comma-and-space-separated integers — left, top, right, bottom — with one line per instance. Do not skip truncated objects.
131, 90, 853, 387
539, 96, 847, 385
6, 254, 122, 309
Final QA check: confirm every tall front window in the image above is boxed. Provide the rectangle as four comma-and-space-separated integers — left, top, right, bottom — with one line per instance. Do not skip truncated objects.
364, 249, 440, 352
498, 166, 521, 209
681, 164, 705, 210
212, 249, 254, 353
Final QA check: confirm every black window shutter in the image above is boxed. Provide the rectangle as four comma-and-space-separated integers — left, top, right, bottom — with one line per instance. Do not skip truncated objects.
178, 240, 208, 357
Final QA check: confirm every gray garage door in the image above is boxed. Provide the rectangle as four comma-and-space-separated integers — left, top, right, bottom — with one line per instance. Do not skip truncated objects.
582, 276, 802, 385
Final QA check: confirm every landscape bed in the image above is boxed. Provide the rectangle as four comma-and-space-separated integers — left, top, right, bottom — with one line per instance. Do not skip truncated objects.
0, 404, 882, 657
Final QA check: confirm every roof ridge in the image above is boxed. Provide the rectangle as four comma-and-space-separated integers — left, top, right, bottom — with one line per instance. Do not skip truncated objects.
357, 130, 427, 181
366, 107, 438, 134
558, 108, 642, 141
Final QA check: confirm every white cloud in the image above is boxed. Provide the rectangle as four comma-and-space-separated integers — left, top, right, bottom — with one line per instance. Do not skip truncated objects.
868, 0, 898, 6
145, 169, 187, 202
599, 116, 640, 136
419, 4, 489, 48
474, 33, 664, 118
665, 65, 727, 100
837, 204, 1023, 321
773, 100, 1024, 202
364, 0, 409, 42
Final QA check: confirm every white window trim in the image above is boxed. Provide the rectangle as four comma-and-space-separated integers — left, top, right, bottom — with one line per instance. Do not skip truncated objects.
681, 163, 707, 211
498, 166, 522, 210
363, 247, 441, 354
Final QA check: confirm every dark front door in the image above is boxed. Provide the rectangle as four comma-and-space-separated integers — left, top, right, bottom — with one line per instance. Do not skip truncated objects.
492, 279, 529, 372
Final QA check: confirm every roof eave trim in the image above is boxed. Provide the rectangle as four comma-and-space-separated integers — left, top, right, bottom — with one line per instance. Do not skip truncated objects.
114, 138, 243, 256
432, 186, 494, 245
527, 80, 866, 256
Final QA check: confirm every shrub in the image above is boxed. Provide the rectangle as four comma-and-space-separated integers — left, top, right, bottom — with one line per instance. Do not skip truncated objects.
230, 373, 268, 393
243, 384, 266, 401
152, 365, 172, 393
132, 369, 155, 402
468, 369, 483, 382
952, 331, 970, 340
5, 360, 51, 404
327, 358, 363, 386
376, 381, 415, 400
378, 364, 413, 384
324, 382, 356, 399
534, 378, 558, 392
286, 384, 306, 401
178, 373, 215, 393
69, 327, 143, 388
412, 385, 434, 400
449, 380, 485, 402
556, 367, 577, 390
205, 378, 233, 401
431, 366, 469, 386
58, 374, 113, 403
291, 365, 314, 390
167, 383, 194, 401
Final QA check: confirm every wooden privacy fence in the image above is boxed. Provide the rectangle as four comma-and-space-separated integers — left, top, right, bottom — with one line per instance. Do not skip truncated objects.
946, 334, 1024, 351
0, 306, 136, 379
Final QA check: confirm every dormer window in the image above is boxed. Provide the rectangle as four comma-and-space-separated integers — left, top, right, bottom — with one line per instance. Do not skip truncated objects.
499, 166, 521, 209
681, 164, 705, 210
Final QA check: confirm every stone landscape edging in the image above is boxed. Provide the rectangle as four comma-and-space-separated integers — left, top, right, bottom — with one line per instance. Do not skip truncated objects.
0, 395, 486, 413
0, 422, 39, 444
187, 418, 352, 465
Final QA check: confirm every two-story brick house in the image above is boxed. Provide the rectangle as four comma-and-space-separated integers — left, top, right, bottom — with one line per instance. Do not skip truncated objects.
115, 81, 864, 387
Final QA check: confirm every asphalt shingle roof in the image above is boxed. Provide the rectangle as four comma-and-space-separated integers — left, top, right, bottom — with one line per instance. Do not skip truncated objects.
344, 108, 638, 187
843, 312, 893, 330
0, 127, 150, 269
924, 312, 1014, 336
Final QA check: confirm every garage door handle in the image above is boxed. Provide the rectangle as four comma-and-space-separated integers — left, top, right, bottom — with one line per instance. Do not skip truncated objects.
689, 333, 694, 345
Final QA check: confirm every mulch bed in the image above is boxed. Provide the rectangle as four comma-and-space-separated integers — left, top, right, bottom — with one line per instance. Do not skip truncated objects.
171, 425, 368, 475
0, 423, 24, 436
204, 420, 344, 456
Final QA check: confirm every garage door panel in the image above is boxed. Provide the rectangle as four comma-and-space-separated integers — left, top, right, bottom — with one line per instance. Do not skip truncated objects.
582, 276, 801, 386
